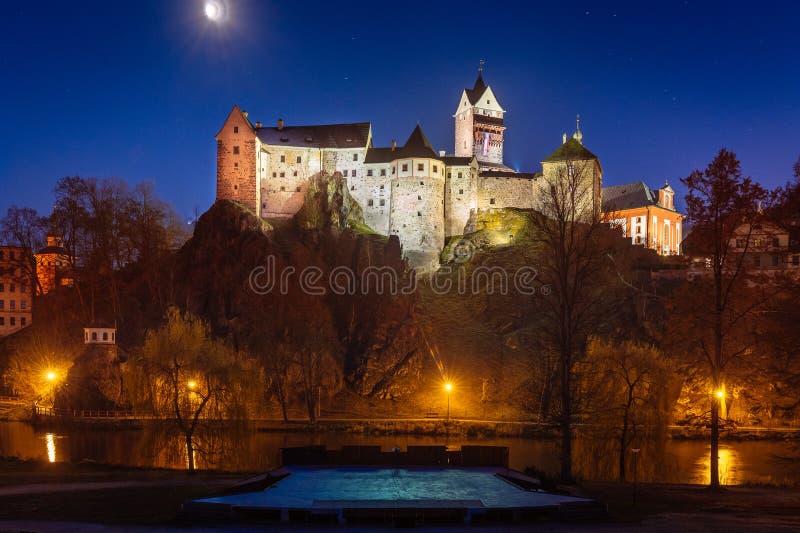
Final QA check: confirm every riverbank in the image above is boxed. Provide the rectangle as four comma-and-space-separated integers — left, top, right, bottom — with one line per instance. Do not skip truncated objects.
19, 413, 800, 441
0, 459, 799, 530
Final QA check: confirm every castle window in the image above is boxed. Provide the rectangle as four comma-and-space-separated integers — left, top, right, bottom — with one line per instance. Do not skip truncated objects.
20, 300, 26, 310
10, 317, 15, 326
272, 172, 277, 177
380, 184, 384, 190
293, 171, 298, 177
772, 238, 780, 248
280, 155, 285, 163
381, 169, 386, 176
458, 172, 462, 179
433, 165, 438, 173
234, 162, 238, 168
296, 186, 301, 192
367, 169, 373, 177
417, 195, 422, 200
417, 212, 422, 217
379, 199, 385, 206
352, 170, 357, 177
296, 156, 302, 163
234, 126, 238, 133
419, 181, 424, 185
353, 153, 358, 161
0, 318, 3, 326
20, 317, 26, 326
459, 189, 464, 194
234, 185, 238, 190
368, 199, 374, 207
417, 163, 424, 171
402, 164, 408, 172
262, 203, 266, 209
0, 300, 3, 309
736, 238, 746, 249
351, 185, 355, 190
92, 332, 97, 341
280, 186, 286, 192
280, 172, 285, 177
9, 300, 14, 309
233, 146, 240, 154
103, 332, 108, 341
490, 198, 496, 205
447, 172, 451, 179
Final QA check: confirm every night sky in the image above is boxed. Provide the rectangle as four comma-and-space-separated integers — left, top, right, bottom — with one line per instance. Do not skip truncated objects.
1, 0, 798, 221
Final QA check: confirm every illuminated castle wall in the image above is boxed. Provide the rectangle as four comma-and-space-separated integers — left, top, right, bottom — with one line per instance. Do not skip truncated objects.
215, 72, 603, 269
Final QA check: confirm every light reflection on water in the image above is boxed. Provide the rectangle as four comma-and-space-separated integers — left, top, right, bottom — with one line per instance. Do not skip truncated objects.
45, 433, 56, 463
0, 422, 797, 484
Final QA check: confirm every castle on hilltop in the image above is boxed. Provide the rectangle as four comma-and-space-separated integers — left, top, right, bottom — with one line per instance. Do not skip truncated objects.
215, 69, 605, 268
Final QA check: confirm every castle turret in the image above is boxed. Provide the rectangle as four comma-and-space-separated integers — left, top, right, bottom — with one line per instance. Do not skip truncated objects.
382, 125, 446, 271
215, 105, 260, 212
454, 64, 507, 170
541, 119, 603, 218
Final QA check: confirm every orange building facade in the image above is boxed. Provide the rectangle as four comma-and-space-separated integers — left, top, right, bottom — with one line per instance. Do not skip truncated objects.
602, 181, 684, 255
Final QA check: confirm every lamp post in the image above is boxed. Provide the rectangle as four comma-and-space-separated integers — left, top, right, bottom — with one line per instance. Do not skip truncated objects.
45, 370, 57, 410
631, 448, 641, 506
444, 382, 453, 421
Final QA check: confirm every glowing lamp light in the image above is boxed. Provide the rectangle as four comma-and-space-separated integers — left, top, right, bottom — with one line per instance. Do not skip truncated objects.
187, 380, 197, 390
444, 382, 453, 392
715, 390, 725, 399
46, 371, 57, 382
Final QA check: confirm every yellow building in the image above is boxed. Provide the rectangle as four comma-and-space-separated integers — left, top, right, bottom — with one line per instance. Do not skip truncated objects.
0, 246, 33, 337
603, 181, 684, 255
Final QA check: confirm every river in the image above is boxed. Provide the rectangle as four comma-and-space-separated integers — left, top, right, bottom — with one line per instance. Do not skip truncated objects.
0, 421, 798, 485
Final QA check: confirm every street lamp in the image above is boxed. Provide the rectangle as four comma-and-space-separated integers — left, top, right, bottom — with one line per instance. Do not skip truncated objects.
187, 380, 197, 390
44, 370, 58, 410
444, 382, 453, 421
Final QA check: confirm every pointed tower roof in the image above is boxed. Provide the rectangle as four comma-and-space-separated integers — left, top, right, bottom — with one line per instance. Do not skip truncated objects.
214, 105, 255, 139
364, 124, 440, 163
465, 73, 488, 105
401, 124, 438, 158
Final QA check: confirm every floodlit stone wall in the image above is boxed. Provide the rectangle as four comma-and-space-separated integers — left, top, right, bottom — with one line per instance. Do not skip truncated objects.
477, 176, 538, 211
216, 113, 259, 213
389, 159, 445, 261
444, 163, 478, 236
356, 163, 392, 234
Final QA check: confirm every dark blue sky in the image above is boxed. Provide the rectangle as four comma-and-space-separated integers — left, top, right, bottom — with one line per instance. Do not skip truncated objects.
1, 0, 798, 220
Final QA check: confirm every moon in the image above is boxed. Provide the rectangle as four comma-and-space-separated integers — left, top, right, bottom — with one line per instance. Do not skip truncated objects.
204, 1, 221, 22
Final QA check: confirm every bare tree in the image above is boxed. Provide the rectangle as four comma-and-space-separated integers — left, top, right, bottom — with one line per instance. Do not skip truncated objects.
673, 149, 770, 488
529, 156, 624, 481
0, 206, 48, 293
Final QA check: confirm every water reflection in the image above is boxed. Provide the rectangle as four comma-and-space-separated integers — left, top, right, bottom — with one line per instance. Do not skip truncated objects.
696, 446, 739, 485
0, 422, 796, 484
45, 432, 56, 463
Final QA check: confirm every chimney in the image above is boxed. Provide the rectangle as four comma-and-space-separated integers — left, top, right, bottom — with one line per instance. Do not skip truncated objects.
242, 110, 248, 119
391, 139, 397, 151
277, 118, 284, 131
439, 150, 446, 157
256, 121, 262, 128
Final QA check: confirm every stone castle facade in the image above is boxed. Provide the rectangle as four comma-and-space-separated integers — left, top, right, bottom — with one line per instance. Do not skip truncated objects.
215, 71, 603, 268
